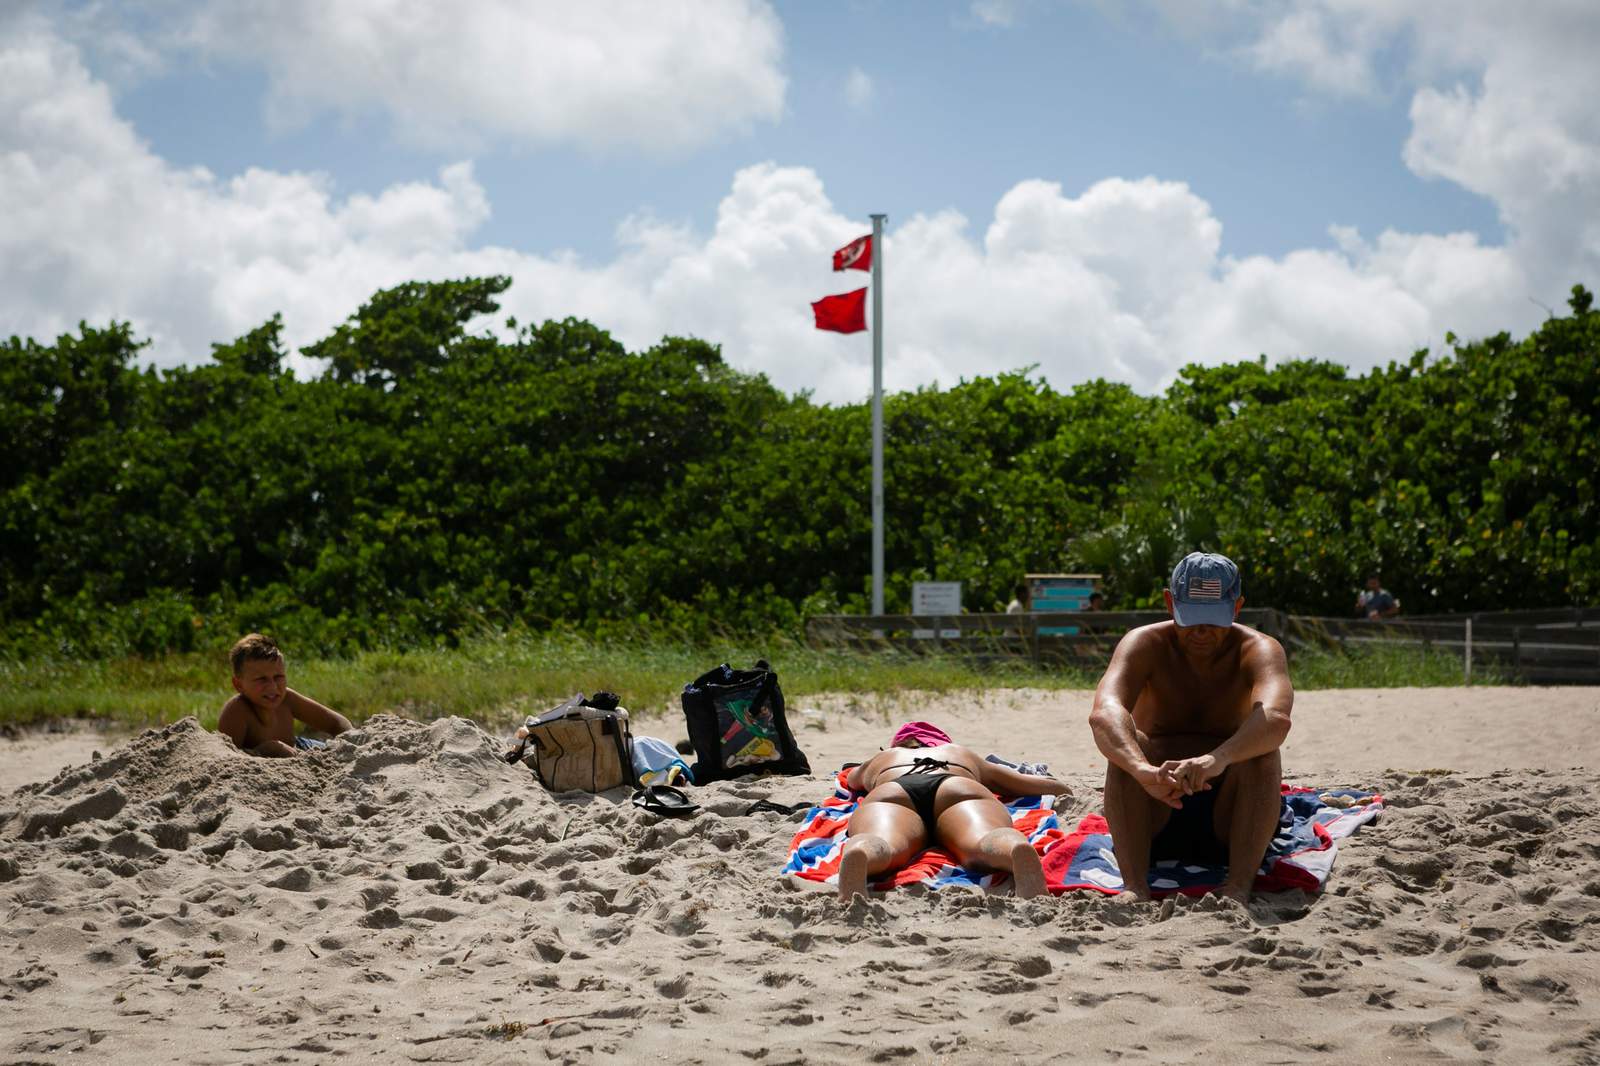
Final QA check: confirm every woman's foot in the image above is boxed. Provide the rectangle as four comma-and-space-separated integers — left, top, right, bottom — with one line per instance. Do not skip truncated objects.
1009, 840, 1047, 899
838, 846, 869, 901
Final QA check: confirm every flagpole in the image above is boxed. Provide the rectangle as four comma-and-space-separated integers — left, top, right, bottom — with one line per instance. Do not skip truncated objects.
870, 213, 886, 618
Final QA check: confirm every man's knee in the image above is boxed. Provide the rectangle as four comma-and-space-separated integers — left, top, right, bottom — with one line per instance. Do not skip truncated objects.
1230, 749, 1282, 786
1104, 760, 1140, 789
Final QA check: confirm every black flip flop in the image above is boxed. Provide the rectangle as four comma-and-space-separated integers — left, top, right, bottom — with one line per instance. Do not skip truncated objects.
631, 785, 699, 818
742, 800, 811, 817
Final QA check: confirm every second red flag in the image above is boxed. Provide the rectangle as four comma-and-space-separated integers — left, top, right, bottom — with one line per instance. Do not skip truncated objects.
812, 288, 868, 333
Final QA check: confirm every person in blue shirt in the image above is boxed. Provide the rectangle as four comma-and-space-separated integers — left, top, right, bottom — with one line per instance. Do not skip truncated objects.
1356, 574, 1400, 620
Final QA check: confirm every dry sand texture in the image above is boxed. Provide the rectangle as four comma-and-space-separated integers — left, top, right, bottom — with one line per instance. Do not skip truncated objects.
2, 686, 1598, 1064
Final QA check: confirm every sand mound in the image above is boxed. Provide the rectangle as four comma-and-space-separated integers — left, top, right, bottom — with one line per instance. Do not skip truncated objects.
0, 714, 844, 1062
3, 696, 1599, 1063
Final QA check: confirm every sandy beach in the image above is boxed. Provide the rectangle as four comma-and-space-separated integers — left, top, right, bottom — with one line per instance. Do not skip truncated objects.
3, 685, 1598, 1064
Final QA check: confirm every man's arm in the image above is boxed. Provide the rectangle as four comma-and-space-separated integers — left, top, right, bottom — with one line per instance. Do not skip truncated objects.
977, 760, 1071, 798
1088, 629, 1182, 809
286, 689, 353, 736
1163, 636, 1294, 793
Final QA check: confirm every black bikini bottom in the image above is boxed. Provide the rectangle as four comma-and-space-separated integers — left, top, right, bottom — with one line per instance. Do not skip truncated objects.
894, 772, 958, 837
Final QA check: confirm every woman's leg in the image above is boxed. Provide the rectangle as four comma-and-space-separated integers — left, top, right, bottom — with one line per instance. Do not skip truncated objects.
933, 778, 1048, 899
838, 785, 927, 900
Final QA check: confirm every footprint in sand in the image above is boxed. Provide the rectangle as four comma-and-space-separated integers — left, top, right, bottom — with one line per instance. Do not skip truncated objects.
149, 823, 189, 850
241, 824, 297, 851
266, 867, 313, 892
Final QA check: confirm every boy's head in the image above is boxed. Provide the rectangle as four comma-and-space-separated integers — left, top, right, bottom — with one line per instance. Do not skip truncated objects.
230, 633, 287, 709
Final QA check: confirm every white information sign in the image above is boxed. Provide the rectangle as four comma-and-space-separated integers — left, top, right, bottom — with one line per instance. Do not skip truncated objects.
911, 581, 962, 639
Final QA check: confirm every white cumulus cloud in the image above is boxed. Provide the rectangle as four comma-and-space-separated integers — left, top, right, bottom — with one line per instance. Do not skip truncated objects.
1194, 0, 1600, 308
76, 0, 789, 154
3, 5, 1598, 411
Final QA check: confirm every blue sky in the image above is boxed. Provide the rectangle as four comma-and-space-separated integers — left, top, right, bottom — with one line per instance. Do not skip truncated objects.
3, 1, 1595, 402
113, 4, 1500, 262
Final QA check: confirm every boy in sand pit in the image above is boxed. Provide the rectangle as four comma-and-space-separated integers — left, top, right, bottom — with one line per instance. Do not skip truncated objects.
218, 633, 351, 757
838, 722, 1070, 901
1088, 552, 1293, 903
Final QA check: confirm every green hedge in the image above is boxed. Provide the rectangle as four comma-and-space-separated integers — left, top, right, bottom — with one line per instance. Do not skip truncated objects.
2, 277, 1594, 659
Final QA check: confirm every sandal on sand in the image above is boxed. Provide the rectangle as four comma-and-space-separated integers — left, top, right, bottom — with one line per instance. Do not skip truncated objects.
742, 800, 811, 817
631, 785, 699, 818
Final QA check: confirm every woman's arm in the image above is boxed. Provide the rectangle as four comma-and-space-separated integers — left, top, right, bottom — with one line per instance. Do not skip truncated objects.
978, 761, 1070, 797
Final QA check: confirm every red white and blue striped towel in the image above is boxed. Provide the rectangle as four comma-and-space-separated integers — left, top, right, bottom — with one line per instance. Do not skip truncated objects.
782, 768, 1065, 893
1047, 785, 1385, 896
781, 772, 1382, 896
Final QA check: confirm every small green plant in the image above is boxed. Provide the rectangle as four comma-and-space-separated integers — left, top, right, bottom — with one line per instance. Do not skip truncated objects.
483, 1021, 527, 1040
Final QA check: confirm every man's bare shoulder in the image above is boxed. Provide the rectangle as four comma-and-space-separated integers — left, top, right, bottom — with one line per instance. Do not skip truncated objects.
1235, 625, 1288, 662
1114, 620, 1177, 655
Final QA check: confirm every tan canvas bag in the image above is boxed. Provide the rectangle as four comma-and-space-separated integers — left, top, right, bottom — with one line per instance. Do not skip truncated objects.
522, 696, 633, 793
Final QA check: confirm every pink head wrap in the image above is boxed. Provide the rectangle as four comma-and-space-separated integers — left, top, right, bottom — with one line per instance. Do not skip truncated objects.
890, 721, 952, 748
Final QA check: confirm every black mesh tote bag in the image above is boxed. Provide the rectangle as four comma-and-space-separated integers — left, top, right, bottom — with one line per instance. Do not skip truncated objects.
680, 659, 810, 783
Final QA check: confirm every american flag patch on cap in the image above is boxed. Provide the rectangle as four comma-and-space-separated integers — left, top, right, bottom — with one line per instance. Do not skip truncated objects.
1188, 577, 1224, 601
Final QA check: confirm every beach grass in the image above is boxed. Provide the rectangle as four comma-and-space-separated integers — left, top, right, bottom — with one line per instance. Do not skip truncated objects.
0, 629, 1507, 733
0, 632, 1098, 732
1287, 641, 1504, 689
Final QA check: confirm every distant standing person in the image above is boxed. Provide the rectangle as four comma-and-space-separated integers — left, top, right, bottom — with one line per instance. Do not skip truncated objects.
1087, 552, 1294, 903
1356, 574, 1401, 621
1006, 582, 1029, 614
218, 633, 352, 757
1086, 592, 1105, 611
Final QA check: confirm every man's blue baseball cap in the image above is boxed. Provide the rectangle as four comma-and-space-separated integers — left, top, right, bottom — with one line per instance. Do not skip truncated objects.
1169, 551, 1241, 627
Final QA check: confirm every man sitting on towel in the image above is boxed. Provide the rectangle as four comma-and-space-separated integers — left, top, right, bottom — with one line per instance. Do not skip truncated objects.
839, 722, 1070, 901
1088, 552, 1294, 903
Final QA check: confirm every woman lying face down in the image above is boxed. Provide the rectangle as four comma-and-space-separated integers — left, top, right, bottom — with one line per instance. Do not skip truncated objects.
838, 722, 1071, 901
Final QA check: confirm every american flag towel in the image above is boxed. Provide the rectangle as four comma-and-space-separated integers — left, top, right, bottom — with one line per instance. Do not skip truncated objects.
1046, 786, 1384, 896
782, 769, 1066, 893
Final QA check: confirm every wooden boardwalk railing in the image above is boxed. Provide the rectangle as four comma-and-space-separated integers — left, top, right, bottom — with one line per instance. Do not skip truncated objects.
804, 607, 1600, 684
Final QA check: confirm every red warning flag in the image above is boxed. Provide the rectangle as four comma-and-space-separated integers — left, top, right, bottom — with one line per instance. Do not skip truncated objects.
812, 287, 867, 333
832, 235, 872, 272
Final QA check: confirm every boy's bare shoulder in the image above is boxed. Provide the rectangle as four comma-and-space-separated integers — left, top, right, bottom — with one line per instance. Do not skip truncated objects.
217, 696, 255, 743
